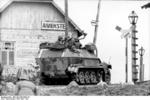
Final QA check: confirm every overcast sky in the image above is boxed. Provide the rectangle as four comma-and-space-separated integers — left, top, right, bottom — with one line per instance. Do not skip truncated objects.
54, 0, 150, 83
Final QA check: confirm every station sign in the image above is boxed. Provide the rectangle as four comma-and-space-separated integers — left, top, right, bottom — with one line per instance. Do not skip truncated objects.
41, 21, 65, 31
115, 26, 131, 39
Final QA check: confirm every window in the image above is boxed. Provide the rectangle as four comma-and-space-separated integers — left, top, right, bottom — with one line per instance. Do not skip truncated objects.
0, 42, 15, 66
69, 58, 83, 65
84, 59, 100, 66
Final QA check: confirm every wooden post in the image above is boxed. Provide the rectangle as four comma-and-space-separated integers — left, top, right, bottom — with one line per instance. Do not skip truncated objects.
65, 0, 69, 37
93, 0, 101, 45
125, 37, 128, 83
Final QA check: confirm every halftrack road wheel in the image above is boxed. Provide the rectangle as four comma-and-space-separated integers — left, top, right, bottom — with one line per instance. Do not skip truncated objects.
90, 71, 97, 84
84, 71, 90, 84
78, 71, 85, 84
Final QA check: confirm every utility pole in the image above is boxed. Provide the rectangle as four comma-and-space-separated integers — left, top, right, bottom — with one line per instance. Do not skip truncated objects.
93, 0, 101, 44
65, 0, 69, 37
91, 0, 101, 56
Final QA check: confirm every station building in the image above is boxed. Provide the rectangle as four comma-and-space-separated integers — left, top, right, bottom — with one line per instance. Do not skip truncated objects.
0, 0, 84, 68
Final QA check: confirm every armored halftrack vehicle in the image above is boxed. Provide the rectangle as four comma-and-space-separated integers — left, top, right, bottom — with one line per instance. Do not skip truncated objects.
36, 36, 111, 85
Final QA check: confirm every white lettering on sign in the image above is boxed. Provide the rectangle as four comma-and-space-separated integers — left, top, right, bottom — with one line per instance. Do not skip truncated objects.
41, 22, 65, 30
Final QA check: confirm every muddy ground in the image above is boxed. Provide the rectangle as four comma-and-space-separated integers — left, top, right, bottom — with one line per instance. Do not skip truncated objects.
1, 81, 150, 96
38, 81, 150, 96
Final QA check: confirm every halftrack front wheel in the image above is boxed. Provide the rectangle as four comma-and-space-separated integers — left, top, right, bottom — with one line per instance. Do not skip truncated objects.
96, 71, 102, 83
105, 72, 111, 84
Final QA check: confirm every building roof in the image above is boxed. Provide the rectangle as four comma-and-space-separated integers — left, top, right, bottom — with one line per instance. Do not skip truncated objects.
0, 0, 84, 37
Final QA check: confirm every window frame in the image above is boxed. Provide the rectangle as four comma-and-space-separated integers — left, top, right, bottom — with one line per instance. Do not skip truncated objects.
0, 41, 15, 66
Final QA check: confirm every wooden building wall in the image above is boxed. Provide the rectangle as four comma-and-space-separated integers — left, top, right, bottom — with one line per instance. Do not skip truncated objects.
0, 1, 78, 66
